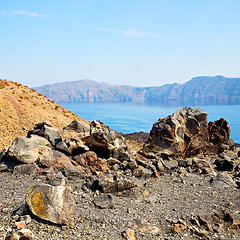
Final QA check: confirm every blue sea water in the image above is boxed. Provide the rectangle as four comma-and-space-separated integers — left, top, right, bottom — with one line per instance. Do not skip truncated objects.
61, 103, 240, 143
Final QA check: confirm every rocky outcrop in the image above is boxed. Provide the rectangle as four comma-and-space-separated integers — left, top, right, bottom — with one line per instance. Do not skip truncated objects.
26, 183, 75, 225
141, 107, 209, 157
86, 120, 136, 161
28, 123, 70, 155
208, 118, 232, 147
1, 119, 140, 177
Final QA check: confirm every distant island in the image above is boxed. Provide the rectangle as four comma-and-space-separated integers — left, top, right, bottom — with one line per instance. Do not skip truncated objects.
34, 75, 240, 106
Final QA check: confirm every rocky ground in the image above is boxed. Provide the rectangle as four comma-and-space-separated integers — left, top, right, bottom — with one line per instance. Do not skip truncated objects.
0, 160, 239, 240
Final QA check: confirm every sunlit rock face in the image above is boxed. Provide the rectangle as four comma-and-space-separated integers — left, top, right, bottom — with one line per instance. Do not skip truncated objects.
141, 107, 209, 157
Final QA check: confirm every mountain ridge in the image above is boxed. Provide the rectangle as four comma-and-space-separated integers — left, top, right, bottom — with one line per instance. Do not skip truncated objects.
34, 76, 240, 106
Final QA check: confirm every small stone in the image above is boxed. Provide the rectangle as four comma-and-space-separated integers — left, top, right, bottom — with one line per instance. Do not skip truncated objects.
94, 194, 114, 209
2, 207, 8, 213
228, 202, 233, 206
210, 172, 237, 188
122, 229, 136, 240
150, 226, 160, 234
0, 163, 8, 172
15, 221, 26, 229
9, 233, 19, 240
17, 229, 35, 240
127, 208, 131, 214
13, 204, 29, 216
19, 215, 31, 225
172, 223, 186, 233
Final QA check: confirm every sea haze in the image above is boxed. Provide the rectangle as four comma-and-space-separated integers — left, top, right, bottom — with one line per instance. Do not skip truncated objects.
61, 103, 240, 144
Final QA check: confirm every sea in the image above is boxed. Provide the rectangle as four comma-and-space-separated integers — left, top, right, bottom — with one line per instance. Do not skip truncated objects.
61, 103, 240, 144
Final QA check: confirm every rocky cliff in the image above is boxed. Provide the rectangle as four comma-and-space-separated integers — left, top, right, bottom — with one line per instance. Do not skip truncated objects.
34, 75, 240, 105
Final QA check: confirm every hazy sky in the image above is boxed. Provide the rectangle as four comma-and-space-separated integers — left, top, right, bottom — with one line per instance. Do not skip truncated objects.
1, 0, 240, 87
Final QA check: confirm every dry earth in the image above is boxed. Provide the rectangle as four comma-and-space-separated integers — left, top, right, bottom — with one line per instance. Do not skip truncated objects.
0, 79, 86, 150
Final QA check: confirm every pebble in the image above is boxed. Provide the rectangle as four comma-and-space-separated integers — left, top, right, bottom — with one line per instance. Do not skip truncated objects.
15, 221, 26, 229
122, 229, 136, 240
19, 215, 32, 225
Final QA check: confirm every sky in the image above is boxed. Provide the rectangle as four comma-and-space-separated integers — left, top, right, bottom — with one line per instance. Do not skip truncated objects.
1, 0, 240, 87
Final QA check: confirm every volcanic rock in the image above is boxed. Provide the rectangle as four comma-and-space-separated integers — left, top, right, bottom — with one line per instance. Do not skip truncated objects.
63, 119, 90, 134
7, 136, 40, 164
94, 194, 114, 209
28, 125, 70, 154
196, 209, 240, 234
26, 183, 75, 225
29, 135, 52, 148
73, 151, 108, 174
13, 163, 39, 176
86, 120, 135, 161
141, 107, 209, 157
62, 131, 89, 155
133, 166, 152, 179
9, 229, 35, 240
37, 146, 79, 174
210, 172, 237, 188
96, 175, 137, 193
122, 229, 136, 240
208, 118, 231, 146
214, 158, 234, 171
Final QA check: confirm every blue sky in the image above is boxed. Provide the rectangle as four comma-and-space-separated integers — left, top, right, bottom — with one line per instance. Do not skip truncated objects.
1, 0, 240, 87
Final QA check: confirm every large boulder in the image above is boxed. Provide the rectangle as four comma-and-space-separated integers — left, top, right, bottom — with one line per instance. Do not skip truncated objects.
62, 131, 89, 155
73, 151, 108, 174
141, 107, 209, 157
28, 124, 70, 155
7, 136, 40, 164
37, 146, 81, 174
63, 119, 90, 134
85, 120, 135, 161
26, 183, 75, 225
208, 118, 232, 147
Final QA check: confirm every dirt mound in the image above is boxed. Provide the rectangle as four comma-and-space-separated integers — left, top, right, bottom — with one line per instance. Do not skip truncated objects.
0, 79, 86, 150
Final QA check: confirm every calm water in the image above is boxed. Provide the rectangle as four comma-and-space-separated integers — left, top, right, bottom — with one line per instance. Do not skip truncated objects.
61, 103, 240, 143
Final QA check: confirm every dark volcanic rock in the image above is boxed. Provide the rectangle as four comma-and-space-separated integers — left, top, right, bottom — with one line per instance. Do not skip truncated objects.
86, 120, 135, 161
121, 131, 150, 143
210, 172, 237, 188
7, 136, 40, 164
96, 175, 137, 193
94, 194, 114, 209
141, 107, 209, 157
208, 118, 231, 147
28, 125, 70, 155
73, 151, 108, 174
63, 119, 90, 133
214, 158, 234, 171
